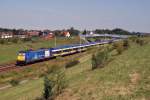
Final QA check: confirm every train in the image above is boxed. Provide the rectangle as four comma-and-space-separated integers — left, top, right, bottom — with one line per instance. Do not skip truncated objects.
16, 39, 117, 65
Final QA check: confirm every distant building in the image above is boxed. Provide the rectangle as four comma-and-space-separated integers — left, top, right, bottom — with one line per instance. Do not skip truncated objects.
86, 31, 95, 35
14, 34, 27, 39
61, 31, 70, 37
13, 31, 27, 39
42, 32, 54, 40
90, 31, 94, 35
40, 31, 49, 36
0, 32, 13, 39
27, 30, 40, 37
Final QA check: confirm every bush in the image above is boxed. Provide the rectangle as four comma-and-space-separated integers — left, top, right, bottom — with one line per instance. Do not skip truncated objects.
139, 40, 145, 46
65, 59, 80, 68
123, 39, 129, 49
116, 45, 124, 54
0, 39, 5, 44
91, 54, 97, 70
42, 66, 67, 100
43, 75, 53, 100
9, 79, 19, 86
0, 38, 19, 44
136, 39, 147, 46
113, 42, 124, 54
92, 50, 109, 70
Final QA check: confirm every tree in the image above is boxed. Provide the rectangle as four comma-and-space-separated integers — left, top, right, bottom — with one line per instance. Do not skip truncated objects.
95, 29, 112, 34
67, 27, 80, 36
82, 30, 87, 35
112, 28, 130, 35
43, 75, 53, 100
53, 30, 61, 37
12, 29, 18, 35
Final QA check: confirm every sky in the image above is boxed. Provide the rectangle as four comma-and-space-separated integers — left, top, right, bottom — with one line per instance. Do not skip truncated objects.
0, 0, 150, 32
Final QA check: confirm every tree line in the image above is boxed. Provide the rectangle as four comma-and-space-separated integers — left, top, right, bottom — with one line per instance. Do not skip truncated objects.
0, 27, 144, 36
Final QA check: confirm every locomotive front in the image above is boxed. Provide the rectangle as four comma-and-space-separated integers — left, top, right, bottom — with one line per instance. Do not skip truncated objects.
17, 51, 26, 65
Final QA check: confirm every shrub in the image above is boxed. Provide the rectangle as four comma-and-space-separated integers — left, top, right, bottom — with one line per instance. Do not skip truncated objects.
65, 59, 79, 68
43, 75, 53, 100
0, 39, 5, 44
113, 42, 124, 54
43, 66, 67, 99
92, 50, 109, 70
123, 39, 129, 49
136, 39, 147, 46
9, 79, 19, 86
116, 45, 124, 54
91, 54, 97, 70
136, 39, 141, 44
139, 40, 145, 46
0, 38, 19, 44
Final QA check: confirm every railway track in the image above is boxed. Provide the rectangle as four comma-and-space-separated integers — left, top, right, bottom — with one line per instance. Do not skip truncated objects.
0, 63, 17, 72
0, 52, 84, 73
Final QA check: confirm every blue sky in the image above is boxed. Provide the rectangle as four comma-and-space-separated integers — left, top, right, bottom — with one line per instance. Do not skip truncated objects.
0, 0, 150, 32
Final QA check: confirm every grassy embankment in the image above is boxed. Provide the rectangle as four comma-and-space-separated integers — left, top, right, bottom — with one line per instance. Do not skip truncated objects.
0, 38, 149, 100
0, 37, 80, 64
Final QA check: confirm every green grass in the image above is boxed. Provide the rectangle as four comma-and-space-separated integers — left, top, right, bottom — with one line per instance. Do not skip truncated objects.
0, 39, 150, 100
64, 42, 150, 100
0, 78, 43, 100
0, 37, 80, 64
0, 52, 92, 100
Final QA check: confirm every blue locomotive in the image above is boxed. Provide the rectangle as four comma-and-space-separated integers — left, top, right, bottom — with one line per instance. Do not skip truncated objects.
16, 40, 112, 65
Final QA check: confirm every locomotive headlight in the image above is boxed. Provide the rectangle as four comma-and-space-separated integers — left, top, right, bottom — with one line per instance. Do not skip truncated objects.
17, 53, 25, 61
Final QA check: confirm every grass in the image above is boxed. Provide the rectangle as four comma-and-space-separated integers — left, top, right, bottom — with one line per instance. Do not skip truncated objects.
0, 52, 92, 100
0, 38, 150, 100
0, 78, 43, 100
0, 37, 80, 64
63, 42, 150, 100
0, 50, 89, 85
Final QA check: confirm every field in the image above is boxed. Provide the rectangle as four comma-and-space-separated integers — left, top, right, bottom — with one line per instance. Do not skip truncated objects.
0, 38, 149, 100
0, 37, 80, 64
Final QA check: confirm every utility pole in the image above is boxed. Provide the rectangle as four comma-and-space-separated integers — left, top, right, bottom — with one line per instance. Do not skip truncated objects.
79, 32, 82, 53
54, 34, 56, 47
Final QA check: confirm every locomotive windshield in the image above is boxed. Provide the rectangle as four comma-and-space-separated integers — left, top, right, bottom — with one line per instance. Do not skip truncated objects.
17, 52, 25, 61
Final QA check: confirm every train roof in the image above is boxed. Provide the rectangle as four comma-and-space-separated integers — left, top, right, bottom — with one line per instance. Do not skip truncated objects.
19, 48, 50, 53
18, 39, 116, 53
51, 41, 107, 52
52, 44, 83, 51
